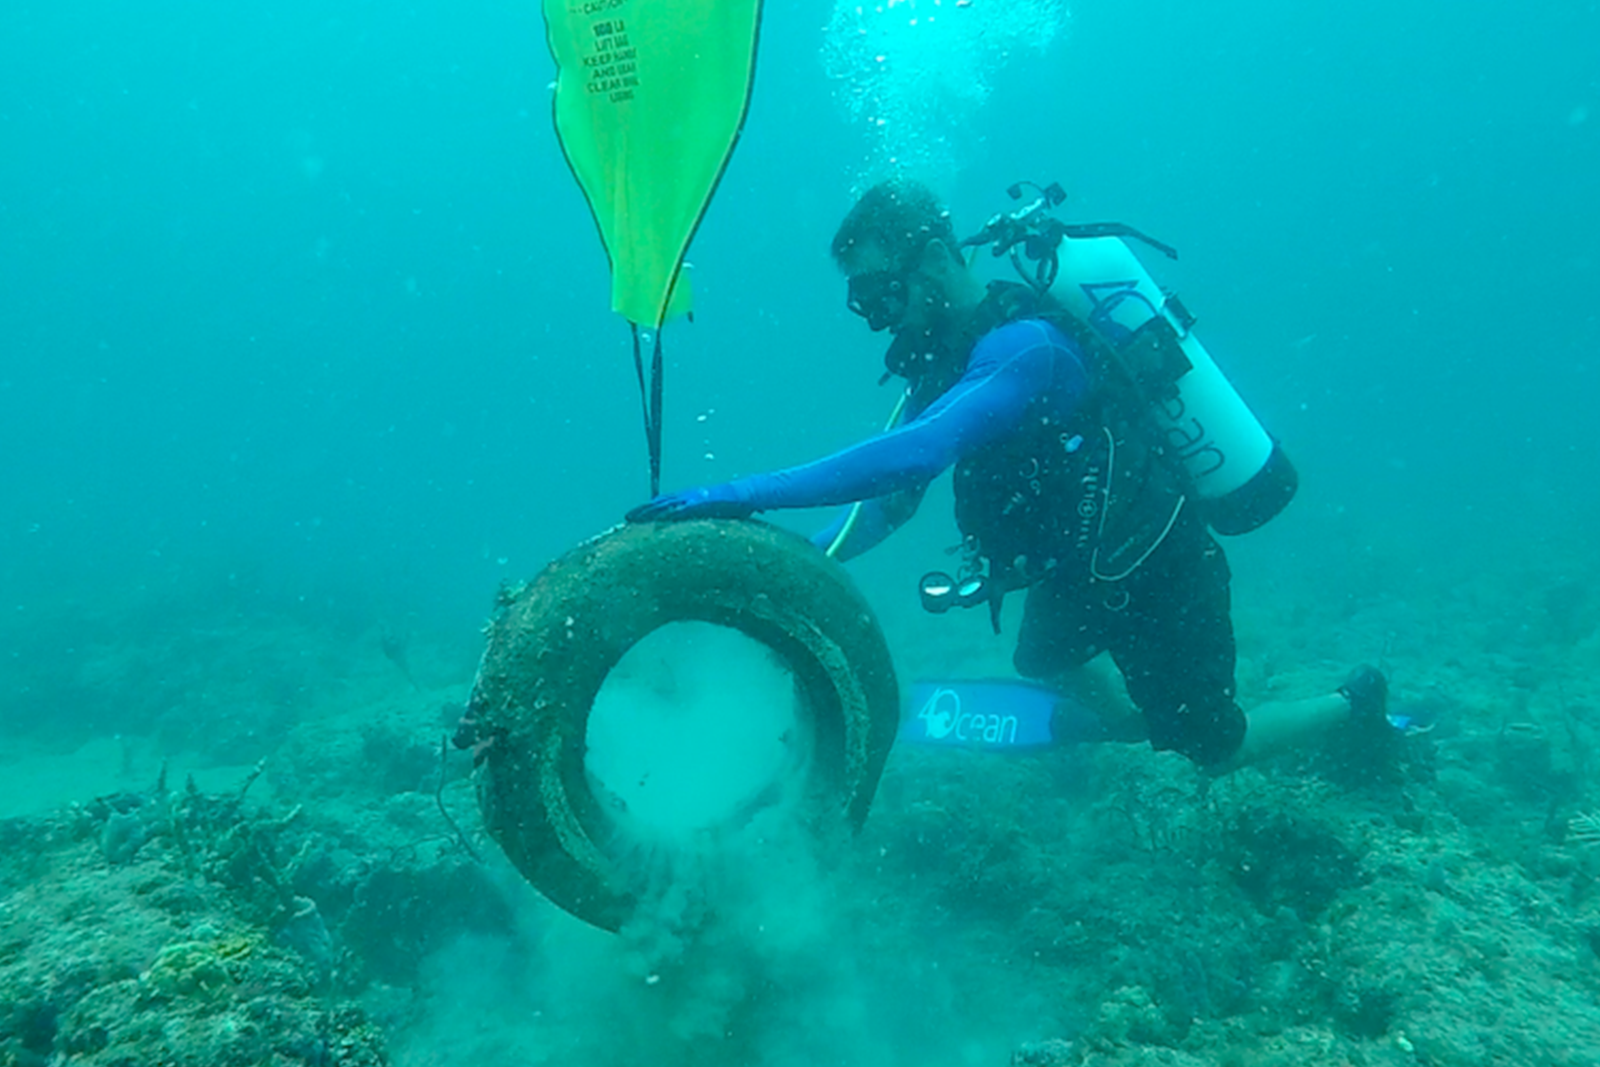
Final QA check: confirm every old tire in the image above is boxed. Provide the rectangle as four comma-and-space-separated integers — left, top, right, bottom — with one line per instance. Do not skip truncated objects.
469, 519, 900, 932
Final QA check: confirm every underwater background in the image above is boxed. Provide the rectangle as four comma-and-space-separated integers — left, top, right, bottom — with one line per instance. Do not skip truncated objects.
2, 0, 1599, 1064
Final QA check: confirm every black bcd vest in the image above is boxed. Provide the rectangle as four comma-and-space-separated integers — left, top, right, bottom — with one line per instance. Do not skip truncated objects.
902, 283, 1192, 595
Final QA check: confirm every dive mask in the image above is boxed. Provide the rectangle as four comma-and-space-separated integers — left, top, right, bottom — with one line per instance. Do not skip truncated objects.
847, 269, 910, 333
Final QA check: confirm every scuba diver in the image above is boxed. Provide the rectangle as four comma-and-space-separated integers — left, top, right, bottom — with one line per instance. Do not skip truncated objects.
627, 179, 1389, 772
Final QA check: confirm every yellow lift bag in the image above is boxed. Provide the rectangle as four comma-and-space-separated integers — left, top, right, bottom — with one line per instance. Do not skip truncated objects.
544, 0, 762, 493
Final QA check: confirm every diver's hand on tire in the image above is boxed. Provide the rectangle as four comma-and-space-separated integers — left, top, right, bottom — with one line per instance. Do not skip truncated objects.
626, 483, 754, 522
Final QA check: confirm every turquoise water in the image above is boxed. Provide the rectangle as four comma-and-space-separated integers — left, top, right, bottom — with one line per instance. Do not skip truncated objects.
2, 1, 1599, 1064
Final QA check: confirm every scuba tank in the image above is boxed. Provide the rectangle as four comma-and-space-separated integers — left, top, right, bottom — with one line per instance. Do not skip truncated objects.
961, 182, 1297, 535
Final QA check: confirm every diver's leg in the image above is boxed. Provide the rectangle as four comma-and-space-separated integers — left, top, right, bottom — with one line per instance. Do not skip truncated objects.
1224, 664, 1391, 767
1013, 572, 1100, 680
1110, 525, 1391, 772
1053, 656, 1148, 743
1226, 693, 1354, 768
1013, 576, 1145, 742
1111, 530, 1247, 768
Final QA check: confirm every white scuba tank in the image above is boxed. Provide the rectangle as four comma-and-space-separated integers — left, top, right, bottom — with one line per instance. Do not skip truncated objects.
1051, 236, 1296, 535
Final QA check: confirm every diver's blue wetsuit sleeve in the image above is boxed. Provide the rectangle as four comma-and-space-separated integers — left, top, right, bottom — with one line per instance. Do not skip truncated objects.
733, 320, 1087, 511
810, 484, 929, 561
